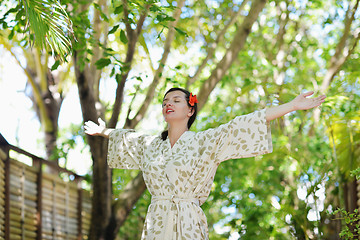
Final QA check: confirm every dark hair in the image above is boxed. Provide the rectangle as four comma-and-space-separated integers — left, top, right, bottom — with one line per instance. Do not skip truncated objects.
161, 87, 198, 140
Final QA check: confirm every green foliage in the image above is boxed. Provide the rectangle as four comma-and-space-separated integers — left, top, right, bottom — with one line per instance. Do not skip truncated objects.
95, 58, 112, 69
112, 169, 150, 239
119, 29, 128, 44
350, 168, 360, 180
2, 0, 360, 238
333, 208, 360, 240
188, 1, 359, 239
322, 81, 360, 180
1, 0, 74, 61
52, 123, 88, 170
331, 168, 360, 239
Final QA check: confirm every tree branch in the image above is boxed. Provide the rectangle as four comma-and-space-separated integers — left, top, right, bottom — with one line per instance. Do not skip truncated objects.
34, 47, 48, 92
108, 4, 150, 128
125, 0, 186, 129
57, 61, 73, 95
1, 38, 33, 85
91, 0, 109, 101
272, 0, 290, 86
197, 0, 267, 111
126, 81, 142, 121
139, 35, 155, 73
187, 0, 249, 87
1, 39, 53, 132
122, 0, 133, 41
320, 0, 359, 93
311, 0, 359, 127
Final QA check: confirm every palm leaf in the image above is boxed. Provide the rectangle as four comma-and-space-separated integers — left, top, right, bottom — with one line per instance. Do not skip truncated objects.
327, 113, 360, 179
21, 0, 74, 62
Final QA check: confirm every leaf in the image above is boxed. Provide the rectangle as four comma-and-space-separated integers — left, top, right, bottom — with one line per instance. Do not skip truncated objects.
120, 29, 128, 44
8, 29, 15, 40
149, 5, 159, 12
121, 63, 130, 73
95, 58, 111, 69
115, 73, 122, 84
51, 60, 60, 71
110, 67, 115, 77
21, 0, 74, 62
114, 5, 123, 14
174, 27, 188, 37
157, 27, 165, 39
93, 2, 109, 22
108, 25, 119, 34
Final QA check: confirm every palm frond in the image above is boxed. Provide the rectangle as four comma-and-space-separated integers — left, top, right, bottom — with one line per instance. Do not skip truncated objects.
21, 0, 74, 62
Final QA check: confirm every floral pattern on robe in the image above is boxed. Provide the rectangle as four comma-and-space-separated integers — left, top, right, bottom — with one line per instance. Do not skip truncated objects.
107, 109, 273, 240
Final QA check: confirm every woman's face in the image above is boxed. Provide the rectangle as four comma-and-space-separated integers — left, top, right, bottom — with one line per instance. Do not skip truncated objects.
162, 90, 193, 124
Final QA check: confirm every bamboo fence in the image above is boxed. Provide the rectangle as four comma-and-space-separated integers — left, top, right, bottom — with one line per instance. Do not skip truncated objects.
0, 135, 91, 240
0, 149, 5, 239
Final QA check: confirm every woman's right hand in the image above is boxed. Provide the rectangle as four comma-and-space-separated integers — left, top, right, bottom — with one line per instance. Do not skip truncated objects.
84, 118, 108, 137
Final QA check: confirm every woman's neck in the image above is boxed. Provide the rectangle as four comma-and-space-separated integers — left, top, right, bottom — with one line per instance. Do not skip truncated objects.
168, 125, 188, 147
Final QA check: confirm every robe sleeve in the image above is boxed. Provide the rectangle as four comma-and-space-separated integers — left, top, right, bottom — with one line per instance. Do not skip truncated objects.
107, 129, 146, 170
202, 109, 273, 163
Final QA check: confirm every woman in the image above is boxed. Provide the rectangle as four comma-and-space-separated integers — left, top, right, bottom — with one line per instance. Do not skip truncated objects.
84, 87, 326, 240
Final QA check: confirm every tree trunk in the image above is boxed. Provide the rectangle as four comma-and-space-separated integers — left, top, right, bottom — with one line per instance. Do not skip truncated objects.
42, 83, 62, 161
344, 179, 359, 236
74, 53, 112, 240
26, 50, 63, 163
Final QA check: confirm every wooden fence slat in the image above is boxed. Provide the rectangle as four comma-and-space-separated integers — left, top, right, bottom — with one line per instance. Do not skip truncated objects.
1, 148, 5, 240
9, 207, 21, 216
9, 210, 37, 221
9, 213, 36, 224
24, 180, 37, 190
9, 197, 37, 210
9, 233, 21, 240
9, 226, 21, 235
1, 142, 92, 240
9, 159, 37, 174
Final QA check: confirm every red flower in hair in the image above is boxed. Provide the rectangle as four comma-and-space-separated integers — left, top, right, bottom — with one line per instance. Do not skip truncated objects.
189, 93, 198, 106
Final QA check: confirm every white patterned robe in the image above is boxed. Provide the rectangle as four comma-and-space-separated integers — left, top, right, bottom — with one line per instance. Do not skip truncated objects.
107, 109, 273, 240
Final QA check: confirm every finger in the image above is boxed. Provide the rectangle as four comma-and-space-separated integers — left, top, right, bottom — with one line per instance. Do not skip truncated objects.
315, 98, 325, 106
319, 95, 326, 100
84, 127, 91, 134
314, 96, 326, 103
84, 125, 92, 132
98, 118, 106, 126
302, 91, 314, 98
85, 120, 95, 126
85, 121, 95, 127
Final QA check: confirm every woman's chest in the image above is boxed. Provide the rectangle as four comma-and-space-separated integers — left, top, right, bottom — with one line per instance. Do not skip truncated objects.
141, 139, 216, 185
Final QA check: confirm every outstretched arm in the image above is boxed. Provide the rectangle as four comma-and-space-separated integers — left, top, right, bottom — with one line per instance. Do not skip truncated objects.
266, 91, 326, 122
84, 118, 113, 138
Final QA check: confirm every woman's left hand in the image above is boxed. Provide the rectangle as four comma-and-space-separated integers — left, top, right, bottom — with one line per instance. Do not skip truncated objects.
291, 91, 326, 111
